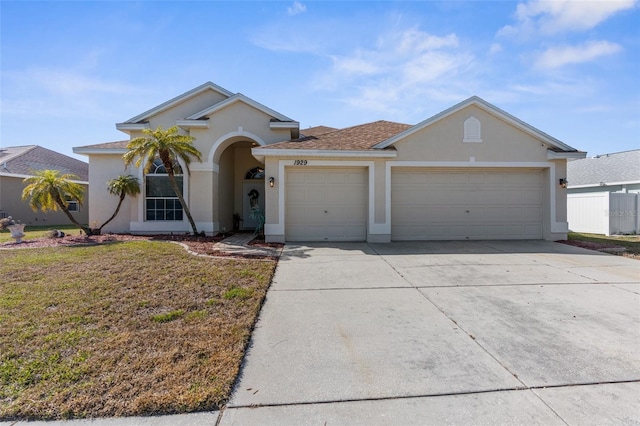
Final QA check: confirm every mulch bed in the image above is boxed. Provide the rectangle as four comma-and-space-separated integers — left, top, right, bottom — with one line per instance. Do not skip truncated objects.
1, 233, 285, 260
558, 239, 639, 260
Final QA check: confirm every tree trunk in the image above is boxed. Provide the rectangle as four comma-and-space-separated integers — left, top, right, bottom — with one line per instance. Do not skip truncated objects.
54, 196, 92, 235
168, 174, 199, 235
98, 194, 125, 233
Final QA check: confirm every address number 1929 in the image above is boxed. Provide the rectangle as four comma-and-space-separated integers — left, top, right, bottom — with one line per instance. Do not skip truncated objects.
293, 160, 308, 166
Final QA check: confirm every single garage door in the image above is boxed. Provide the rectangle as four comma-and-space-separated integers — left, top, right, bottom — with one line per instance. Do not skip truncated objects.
392, 169, 543, 240
286, 167, 367, 241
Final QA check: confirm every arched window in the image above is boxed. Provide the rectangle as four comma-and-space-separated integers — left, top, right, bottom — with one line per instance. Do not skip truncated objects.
245, 167, 265, 180
463, 116, 482, 143
145, 158, 184, 221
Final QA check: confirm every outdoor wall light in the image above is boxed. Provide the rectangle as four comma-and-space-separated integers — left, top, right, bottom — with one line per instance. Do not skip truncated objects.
269, 177, 275, 188
559, 178, 568, 188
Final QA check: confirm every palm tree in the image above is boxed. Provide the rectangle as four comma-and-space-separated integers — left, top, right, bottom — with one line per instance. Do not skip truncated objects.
123, 126, 203, 235
93, 175, 141, 234
22, 169, 91, 235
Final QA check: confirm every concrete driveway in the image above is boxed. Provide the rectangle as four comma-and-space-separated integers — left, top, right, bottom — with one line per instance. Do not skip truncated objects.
220, 241, 640, 425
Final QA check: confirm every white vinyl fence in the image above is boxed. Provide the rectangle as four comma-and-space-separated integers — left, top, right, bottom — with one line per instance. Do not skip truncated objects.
568, 192, 640, 235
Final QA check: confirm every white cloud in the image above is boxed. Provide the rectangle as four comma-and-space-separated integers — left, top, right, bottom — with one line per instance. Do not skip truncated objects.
287, 1, 306, 16
331, 54, 380, 75
26, 69, 135, 96
488, 43, 503, 55
499, 0, 637, 37
313, 28, 472, 116
1, 68, 144, 120
534, 40, 622, 69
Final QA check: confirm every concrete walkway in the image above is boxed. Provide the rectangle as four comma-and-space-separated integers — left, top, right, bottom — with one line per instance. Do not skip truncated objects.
4, 241, 639, 425
212, 232, 282, 258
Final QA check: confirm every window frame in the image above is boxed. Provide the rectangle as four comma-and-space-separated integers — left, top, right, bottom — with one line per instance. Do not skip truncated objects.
144, 159, 185, 222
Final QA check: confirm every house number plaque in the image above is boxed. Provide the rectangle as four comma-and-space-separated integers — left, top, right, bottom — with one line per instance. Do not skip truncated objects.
293, 160, 308, 165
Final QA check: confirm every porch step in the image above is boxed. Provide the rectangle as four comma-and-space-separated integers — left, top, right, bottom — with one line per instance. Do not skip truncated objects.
218, 232, 255, 246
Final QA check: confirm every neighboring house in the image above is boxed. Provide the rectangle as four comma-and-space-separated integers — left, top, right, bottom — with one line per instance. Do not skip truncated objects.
0, 145, 89, 226
74, 81, 584, 242
567, 150, 640, 235
567, 150, 640, 194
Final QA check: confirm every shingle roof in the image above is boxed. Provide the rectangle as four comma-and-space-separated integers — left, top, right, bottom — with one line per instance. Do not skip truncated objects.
567, 149, 640, 186
300, 126, 339, 137
0, 145, 88, 181
260, 120, 412, 151
74, 140, 129, 150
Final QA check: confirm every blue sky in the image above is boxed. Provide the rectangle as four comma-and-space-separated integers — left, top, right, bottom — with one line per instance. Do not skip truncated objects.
1, 1, 638, 161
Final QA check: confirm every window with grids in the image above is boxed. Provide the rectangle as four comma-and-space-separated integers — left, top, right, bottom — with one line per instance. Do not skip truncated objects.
145, 159, 184, 221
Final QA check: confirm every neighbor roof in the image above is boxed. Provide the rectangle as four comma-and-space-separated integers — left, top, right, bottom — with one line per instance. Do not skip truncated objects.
567, 149, 640, 187
0, 145, 88, 181
259, 121, 412, 151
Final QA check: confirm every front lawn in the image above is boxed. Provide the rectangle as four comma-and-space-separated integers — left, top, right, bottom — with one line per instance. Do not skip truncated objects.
0, 224, 80, 244
0, 240, 275, 420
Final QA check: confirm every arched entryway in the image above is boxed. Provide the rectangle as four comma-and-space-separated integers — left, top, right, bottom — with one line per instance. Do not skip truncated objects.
215, 138, 265, 232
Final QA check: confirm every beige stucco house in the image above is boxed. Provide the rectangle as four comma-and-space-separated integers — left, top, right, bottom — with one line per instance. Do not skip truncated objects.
74, 81, 585, 242
0, 145, 89, 226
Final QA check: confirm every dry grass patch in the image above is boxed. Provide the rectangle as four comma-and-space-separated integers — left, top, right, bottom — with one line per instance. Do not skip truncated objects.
565, 232, 640, 260
0, 240, 276, 420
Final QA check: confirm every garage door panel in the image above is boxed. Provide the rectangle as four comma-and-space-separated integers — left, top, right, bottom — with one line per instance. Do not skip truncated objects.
286, 167, 367, 242
392, 169, 544, 240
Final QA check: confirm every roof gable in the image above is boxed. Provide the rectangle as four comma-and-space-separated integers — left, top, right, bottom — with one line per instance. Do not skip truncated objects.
186, 93, 296, 123
374, 96, 577, 153
121, 81, 233, 124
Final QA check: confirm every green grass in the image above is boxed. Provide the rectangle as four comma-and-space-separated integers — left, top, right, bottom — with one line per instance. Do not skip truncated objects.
568, 232, 640, 255
0, 224, 80, 243
0, 240, 276, 420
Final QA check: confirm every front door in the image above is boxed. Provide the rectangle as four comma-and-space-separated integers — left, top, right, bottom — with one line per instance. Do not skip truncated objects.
242, 181, 265, 230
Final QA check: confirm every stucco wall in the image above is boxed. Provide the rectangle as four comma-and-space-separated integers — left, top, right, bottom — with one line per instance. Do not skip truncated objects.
393, 105, 550, 163
146, 90, 229, 131
260, 104, 571, 243
86, 154, 135, 233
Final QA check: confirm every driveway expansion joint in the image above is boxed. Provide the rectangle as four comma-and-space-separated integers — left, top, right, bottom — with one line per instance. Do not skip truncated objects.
226, 379, 640, 410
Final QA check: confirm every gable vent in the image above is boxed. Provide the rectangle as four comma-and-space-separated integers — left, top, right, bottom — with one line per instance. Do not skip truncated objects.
463, 116, 482, 143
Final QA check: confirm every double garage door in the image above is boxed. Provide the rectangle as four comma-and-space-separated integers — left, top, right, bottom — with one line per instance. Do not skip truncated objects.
285, 167, 544, 242
392, 169, 543, 240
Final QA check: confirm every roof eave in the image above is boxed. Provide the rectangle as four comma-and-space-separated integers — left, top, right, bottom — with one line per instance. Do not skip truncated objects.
122, 81, 234, 124
176, 119, 209, 129
568, 180, 640, 189
73, 147, 128, 155
251, 148, 397, 163
116, 122, 150, 133
0, 171, 88, 184
547, 151, 587, 160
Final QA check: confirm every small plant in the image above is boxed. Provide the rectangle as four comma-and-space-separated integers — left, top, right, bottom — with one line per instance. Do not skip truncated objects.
151, 309, 185, 323
46, 229, 66, 239
223, 287, 254, 300
0, 216, 17, 231
233, 212, 242, 231
249, 208, 265, 238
